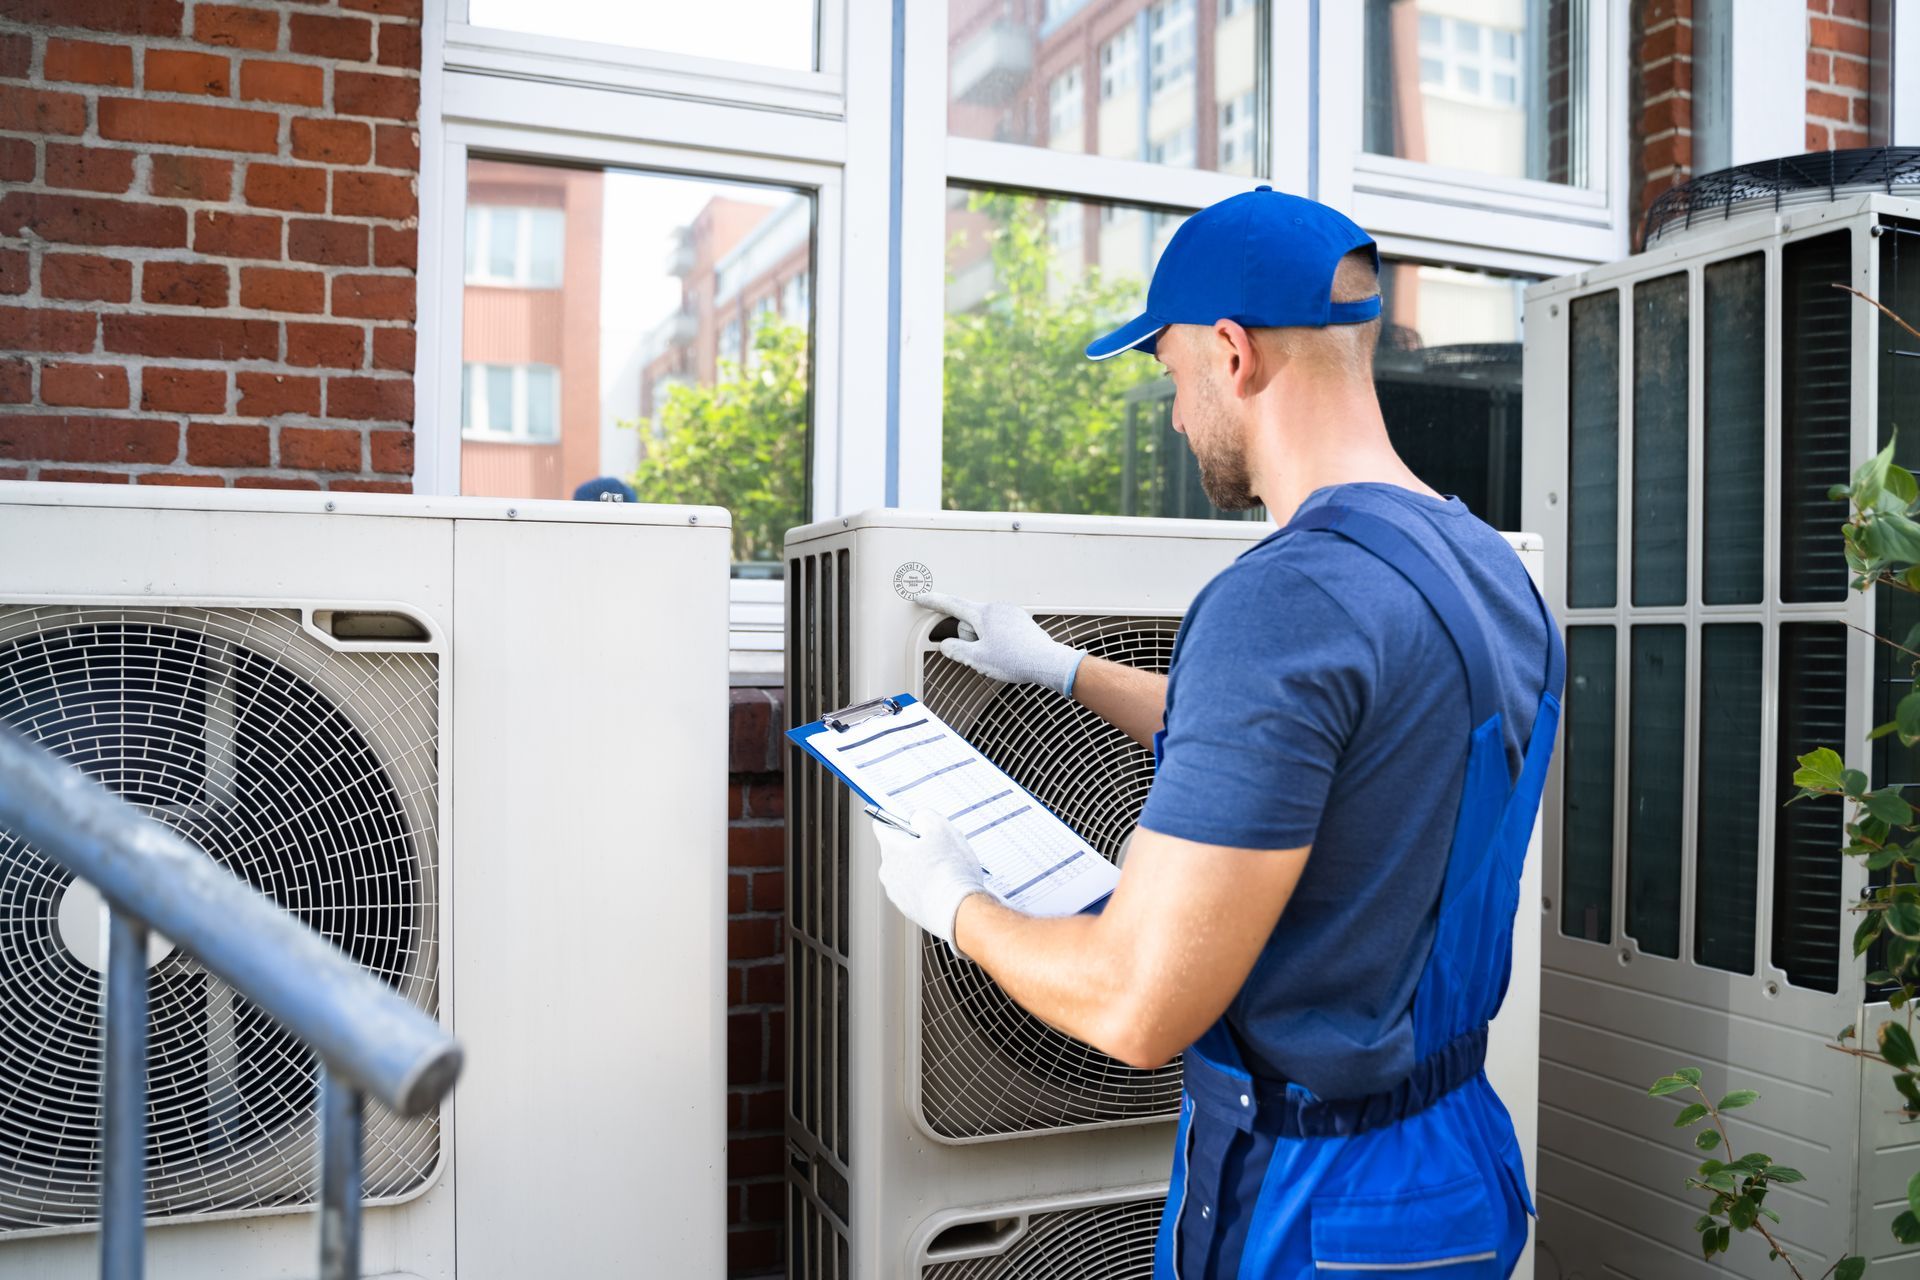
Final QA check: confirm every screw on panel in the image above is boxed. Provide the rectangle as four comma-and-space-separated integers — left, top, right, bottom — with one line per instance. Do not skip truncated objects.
1547, 492, 1559, 506
689, 514, 699, 524
1011, 521, 1022, 531
506, 508, 518, 519
1549, 303, 1559, 317
324, 501, 335, 513
1618, 949, 1633, 966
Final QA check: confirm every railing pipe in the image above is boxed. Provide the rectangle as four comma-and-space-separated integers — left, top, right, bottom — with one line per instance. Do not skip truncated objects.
0, 726, 461, 1117
317, 1071, 365, 1280
100, 910, 148, 1280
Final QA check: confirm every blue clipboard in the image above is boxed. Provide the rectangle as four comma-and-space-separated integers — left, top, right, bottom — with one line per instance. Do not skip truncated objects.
785, 693, 926, 812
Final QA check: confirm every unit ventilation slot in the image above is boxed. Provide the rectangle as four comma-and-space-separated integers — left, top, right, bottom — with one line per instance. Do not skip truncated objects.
787, 1145, 850, 1280
0, 606, 439, 1233
920, 1193, 1162, 1279
916, 615, 1183, 1138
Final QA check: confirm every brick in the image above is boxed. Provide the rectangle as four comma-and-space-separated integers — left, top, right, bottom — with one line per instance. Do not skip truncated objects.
239, 265, 324, 313
369, 428, 413, 472
335, 70, 416, 121
143, 261, 230, 308
40, 469, 132, 484
1833, 127, 1870, 148
374, 123, 419, 170
147, 48, 231, 96
291, 118, 372, 165
143, 367, 228, 413
727, 1012, 764, 1084
239, 58, 324, 106
730, 692, 775, 770
0, 360, 29, 404
194, 209, 282, 259
1642, 132, 1692, 174
1855, 95, 1873, 124
1832, 54, 1871, 90
727, 1227, 778, 1275
728, 824, 782, 868
1810, 16, 1872, 56
0, 0, 184, 37
279, 426, 361, 470
289, 218, 369, 266
42, 254, 132, 303
44, 38, 134, 87
751, 871, 784, 914
285, 321, 365, 368
742, 1173, 783, 1219
245, 162, 329, 214
0, 306, 97, 353
0, 138, 33, 185
44, 145, 136, 194
1807, 122, 1831, 151
727, 781, 746, 819
41, 362, 129, 409
371, 326, 414, 372
342, 0, 423, 13
237, 371, 320, 416
104, 314, 277, 361
727, 1134, 782, 1180
0, 192, 186, 251
328, 375, 411, 421
0, 468, 25, 480
1831, 0, 1869, 16
194, 4, 280, 51
744, 962, 783, 1004
377, 225, 426, 270
331, 273, 414, 321
0, 32, 27, 78
0, 414, 177, 464
1641, 57, 1691, 98
333, 171, 413, 220
99, 99, 279, 154
290, 12, 373, 61
727, 916, 779, 960
148, 153, 233, 200
1807, 51, 1832, 82
728, 872, 748, 913
329, 479, 409, 493
1809, 88, 1854, 122
1640, 21, 1692, 61
744, 781, 783, 820
0, 86, 89, 136
378, 21, 421, 69
187, 422, 270, 467
236, 475, 320, 490
137, 472, 225, 486
0, 250, 23, 296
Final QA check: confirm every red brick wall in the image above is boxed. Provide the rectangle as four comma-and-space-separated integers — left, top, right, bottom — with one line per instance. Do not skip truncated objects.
0, 0, 420, 490
727, 686, 786, 1279
1806, 0, 1873, 151
1630, 0, 1696, 248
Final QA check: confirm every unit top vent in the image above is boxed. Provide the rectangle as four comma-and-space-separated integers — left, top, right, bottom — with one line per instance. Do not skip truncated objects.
1644, 147, 1920, 244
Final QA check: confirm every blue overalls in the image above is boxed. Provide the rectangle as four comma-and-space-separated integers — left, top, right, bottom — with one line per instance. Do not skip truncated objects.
1153, 504, 1564, 1279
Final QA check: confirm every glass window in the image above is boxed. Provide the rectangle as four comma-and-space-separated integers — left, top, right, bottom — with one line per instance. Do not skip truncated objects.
1364, 0, 1588, 186
1696, 624, 1761, 974
464, 0, 816, 71
1626, 625, 1686, 959
1567, 290, 1620, 607
460, 157, 813, 570
1631, 272, 1688, 607
1780, 231, 1854, 603
1561, 625, 1616, 944
1374, 260, 1529, 530
1703, 254, 1765, 604
1774, 623, 1847, 993
950, 0, 1264, 176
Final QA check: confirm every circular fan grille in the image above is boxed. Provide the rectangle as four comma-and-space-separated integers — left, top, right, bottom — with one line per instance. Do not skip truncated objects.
921, 1194, 1163, 1280
0, 607, 440, 1234
917, 615, 1184, 1139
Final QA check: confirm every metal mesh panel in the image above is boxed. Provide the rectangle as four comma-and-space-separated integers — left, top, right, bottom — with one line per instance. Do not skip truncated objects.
1644, 146, 1920, 242
915, 615, 1183, 1138
788, 1145, 849, 1280
0, 606, 439, 1233
921, 1194, 1162, 1280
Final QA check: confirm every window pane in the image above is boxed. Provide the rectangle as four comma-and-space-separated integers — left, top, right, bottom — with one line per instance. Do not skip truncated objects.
486, 208, 519, 281
1375, 260, 1530, 529
1774, 623, 1846, 993
1702, 254, 1765, 604
1695, 624, 1761, 973
1780, 231, 1853, 603
465, 0, 816, 71
948, 0, 1266, 176
1631, 272, 1688, 606
1568, 290, 1620, 608
1626, 625, 1686, 959
1363, 0, 1588, 186
461, 158, 813, 569
1561, 625, 1616, 943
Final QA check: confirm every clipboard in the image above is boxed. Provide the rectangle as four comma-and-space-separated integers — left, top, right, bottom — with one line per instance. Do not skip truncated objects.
788, 694, 1119, 917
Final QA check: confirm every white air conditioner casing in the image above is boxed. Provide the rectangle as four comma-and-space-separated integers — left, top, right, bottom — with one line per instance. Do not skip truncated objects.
783, 509, 1545, 1280
1523, 192, 1920, 1277
0, 482, 730, 1279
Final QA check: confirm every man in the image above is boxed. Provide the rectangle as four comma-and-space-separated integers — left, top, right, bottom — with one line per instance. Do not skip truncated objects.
872, 187, 1561, 1278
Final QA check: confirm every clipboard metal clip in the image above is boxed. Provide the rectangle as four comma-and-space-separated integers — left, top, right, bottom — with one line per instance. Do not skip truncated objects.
823, 695, 903, 733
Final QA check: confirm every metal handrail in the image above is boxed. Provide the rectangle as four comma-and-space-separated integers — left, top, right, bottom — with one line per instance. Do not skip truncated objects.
0, 726, 463, 1279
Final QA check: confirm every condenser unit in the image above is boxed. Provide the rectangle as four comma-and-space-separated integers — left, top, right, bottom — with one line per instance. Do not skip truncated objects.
784, 508, 1547, 1279
1522, 150, 1920, 1277
0, 482, 731, 1279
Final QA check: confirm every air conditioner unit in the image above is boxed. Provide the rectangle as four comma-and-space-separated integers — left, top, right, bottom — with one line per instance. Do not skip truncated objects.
0, 482, 731, 1279
1522, 156, 1920, 1277
784, 508, 1546, 1279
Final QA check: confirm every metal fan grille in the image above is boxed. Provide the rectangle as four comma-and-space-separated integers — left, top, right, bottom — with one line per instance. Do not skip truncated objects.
921, 1194, 1163, 1280
916, 615, 1183, 1139
0, 606, 439, 1234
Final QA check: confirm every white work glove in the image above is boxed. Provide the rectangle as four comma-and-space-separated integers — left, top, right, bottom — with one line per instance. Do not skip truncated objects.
872, 809, 989, 955
917, 593, 1086, 696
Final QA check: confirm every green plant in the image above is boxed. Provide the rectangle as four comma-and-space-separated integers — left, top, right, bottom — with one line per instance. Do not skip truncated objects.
1647, 1069, 1859, 1275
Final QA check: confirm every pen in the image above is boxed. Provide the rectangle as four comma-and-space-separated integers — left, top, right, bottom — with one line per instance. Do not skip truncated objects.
864, 805, 919, 838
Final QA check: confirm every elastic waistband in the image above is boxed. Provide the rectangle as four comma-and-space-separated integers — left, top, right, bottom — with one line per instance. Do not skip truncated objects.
1182, 1024, 1490, 1141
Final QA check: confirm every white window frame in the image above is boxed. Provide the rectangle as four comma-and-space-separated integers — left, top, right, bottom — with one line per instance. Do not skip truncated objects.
464, 204, 565, 287
462, 361, 561, 442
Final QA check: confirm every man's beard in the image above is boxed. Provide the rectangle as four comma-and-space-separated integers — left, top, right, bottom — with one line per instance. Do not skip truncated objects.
1186, 378, 1257, 510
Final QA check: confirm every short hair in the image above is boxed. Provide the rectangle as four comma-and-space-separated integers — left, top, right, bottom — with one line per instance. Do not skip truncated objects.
1265, 247, 1380, 378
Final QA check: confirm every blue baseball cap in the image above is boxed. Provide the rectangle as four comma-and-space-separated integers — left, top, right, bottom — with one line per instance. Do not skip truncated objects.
1085, 186, 1380, 361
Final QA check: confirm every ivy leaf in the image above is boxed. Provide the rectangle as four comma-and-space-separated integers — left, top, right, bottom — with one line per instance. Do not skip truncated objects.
1868, 845, 1907, 872
1676, 1067, 1703, 1086
1888, 902, 1920, 940
1857, 913, 1886, 957
1875, 510, 1920, 563
1872, 719, 1903, 741
1717, 1090, 1760, 1112
1909, 1167, 1920, 1217
1881, 1021, 1919, 1069
1696, 1129, 1723, 1151
1869, 789, 1916, 826
1896, 1210, 1920, 1245
1853, 436, 1897, 512
1845, 768, 1872, 798
1765, 1167, 1806, 1184
1728, 1195, 1757, 1231
1703, 1170, 1740, 1193
1674, 1103, 1709, 1128
1650, 1074, 1696, 1097
1894, 1072, 1920, 1111
1794, 747, 1847, 792
1902, 693, 1920, 748
1726, 1153, 1772, 1174
1890, 462, 1920, 508
1833, 1259, 1866, 1280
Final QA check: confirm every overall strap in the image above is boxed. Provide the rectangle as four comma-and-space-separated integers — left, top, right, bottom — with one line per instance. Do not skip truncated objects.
1525, 560, 1565, 702
1291, 506, 1502, 729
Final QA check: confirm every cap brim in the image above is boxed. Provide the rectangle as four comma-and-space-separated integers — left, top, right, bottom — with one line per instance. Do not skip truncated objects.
1084, 313, 1167, 361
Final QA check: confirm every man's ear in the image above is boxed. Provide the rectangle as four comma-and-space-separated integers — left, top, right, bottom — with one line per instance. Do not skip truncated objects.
1215, 319, 1261, 398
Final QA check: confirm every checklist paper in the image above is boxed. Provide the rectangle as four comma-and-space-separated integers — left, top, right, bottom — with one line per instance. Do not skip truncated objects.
788, 695, 1120, 918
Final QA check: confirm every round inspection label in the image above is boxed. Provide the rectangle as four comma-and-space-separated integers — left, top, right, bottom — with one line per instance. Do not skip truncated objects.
893, 561, 933, 600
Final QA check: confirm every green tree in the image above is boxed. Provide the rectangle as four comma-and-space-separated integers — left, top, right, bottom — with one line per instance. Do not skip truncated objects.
627, 317, 810, 564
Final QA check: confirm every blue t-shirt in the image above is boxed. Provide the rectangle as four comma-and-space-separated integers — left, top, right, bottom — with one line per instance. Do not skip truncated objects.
1138, 482, 1550, 1100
